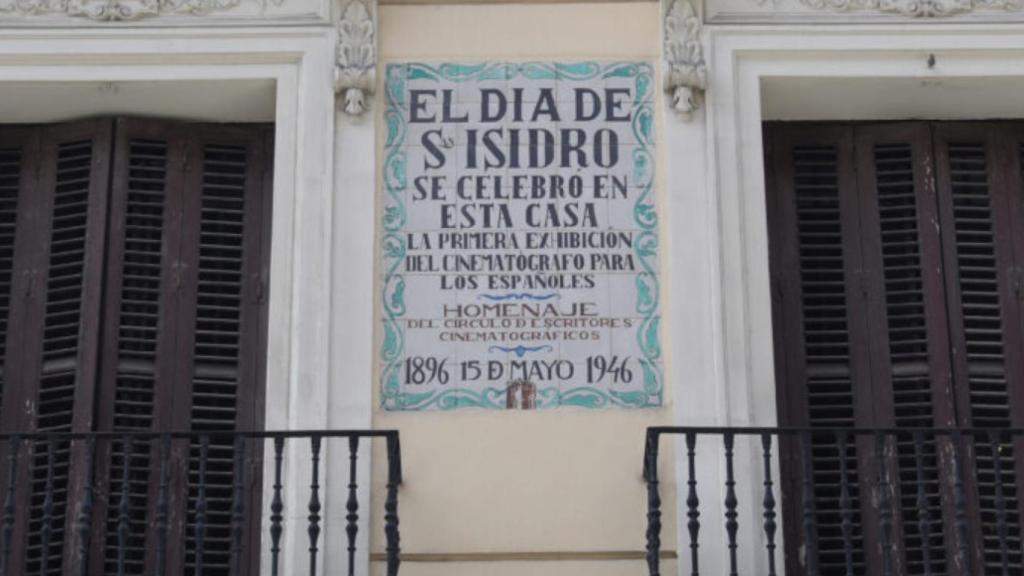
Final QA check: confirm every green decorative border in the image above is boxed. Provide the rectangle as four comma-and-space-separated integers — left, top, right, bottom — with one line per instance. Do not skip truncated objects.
381, 61, 661, 411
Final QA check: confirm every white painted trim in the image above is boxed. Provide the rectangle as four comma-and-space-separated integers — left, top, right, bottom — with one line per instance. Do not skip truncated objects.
0, 28, 374, 576
329, 107, 376, 576
665, 22, 1024, 575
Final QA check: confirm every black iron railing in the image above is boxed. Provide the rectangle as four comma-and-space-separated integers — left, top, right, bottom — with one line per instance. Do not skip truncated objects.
0, 430, 401, 576
644, 427, 1024, 576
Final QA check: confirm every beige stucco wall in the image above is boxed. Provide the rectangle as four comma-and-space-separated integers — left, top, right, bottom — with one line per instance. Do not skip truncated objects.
368, 2, 677, 575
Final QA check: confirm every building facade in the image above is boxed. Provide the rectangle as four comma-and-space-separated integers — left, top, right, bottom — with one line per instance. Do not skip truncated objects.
0, 1, 1023, 575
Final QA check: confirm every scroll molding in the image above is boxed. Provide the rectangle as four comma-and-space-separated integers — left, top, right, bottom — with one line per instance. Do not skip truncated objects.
663, 0, 707, 120
335, 0, 376, 116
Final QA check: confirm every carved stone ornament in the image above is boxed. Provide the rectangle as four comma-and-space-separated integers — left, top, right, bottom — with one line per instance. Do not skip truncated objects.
334, 0, 376, 116
663, 0, 707, 120
776, 0, 1020, 17
0, 0, 271, 21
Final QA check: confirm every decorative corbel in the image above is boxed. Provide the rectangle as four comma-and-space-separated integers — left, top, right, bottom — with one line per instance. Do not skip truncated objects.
335, 0, 376, 116
663, 0, 707, 120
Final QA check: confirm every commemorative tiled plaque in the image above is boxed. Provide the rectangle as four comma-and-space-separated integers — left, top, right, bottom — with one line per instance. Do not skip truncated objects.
380, 62, 661, 410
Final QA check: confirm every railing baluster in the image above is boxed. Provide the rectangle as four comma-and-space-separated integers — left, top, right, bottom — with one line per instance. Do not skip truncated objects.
0, 430, 401, 576
117, 437, 135, 576
631, 426, 1024, 576
270, 437, 285, 576
230, 436, 246, 576
39, 439, 56, 576
800, 432, 819, 576
836, 431, 854, 576
876, 433, 894, 576
155, 434, 171, 576
950, 432, 972, 576
913, 431, 933, 576
76, 437, 96, 576
644, 430, 662, 576
0, 436, 18, 576
723, 433, 738, 576
385, 434, 401, 576
195, 435, 210, 576
346, 437, 360, 576
685, 431, 699, 576
308, 434, 322, 576
760, 433, 777, 576
990, 432, 1010, 576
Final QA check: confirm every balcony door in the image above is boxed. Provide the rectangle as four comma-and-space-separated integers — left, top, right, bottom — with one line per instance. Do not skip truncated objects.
0, 118, 272, 576
766, 122, 1024, 575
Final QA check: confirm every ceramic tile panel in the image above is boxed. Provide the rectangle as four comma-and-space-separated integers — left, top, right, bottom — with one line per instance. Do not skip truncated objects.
380, 61, 661, 411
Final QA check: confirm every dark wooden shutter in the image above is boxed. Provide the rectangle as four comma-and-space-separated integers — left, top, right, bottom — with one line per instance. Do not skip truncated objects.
851, 123, 963, 576
0, 127, 39, 576
0, 120, 113, 576
80, 120, 270, 576
933, 123, 1024, 574
177, 126, 270, 576
90, 118, 188, 576
766, 124, 879, 576
0, 128, 37, 424
770, 121, 1024, 576
1002, 122, 1024, 568
0, 118, 270, 576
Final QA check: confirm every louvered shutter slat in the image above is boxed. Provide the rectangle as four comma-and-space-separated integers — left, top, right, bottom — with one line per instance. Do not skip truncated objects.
768, 125, 882, 576
0, 121, 114, 576
185, 141, 243, 575
98, 134, 174, 576
0, 130, 31, 421
32, 128, 111, 576
934, 127, 1024, 575
176, 129, 268, 576
853, 125, 961, 576
796, 142, 869, 574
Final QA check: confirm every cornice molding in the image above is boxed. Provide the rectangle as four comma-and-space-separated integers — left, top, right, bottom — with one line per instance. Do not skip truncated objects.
707, 0, 1024, 23
663, 0, 706, 120
334, 0, 375, 116
786, 0, 1020, 17
0, 0, 282, 21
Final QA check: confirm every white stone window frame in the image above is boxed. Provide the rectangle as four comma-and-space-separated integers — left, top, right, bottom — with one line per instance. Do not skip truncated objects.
0, 27, 375, 575
665, 24, 1024, 576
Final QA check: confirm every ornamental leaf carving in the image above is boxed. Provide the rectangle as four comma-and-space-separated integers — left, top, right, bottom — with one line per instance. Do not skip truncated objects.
335, 0, 376, 116
663, 0, 707, 120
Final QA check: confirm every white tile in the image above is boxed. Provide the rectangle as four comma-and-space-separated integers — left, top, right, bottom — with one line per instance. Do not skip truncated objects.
561, 328, 613, 363
401, 317, 456, 361
600, 196, 634, 231
400, 273, 457, 314
606, 273, 642, 317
